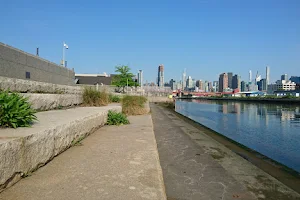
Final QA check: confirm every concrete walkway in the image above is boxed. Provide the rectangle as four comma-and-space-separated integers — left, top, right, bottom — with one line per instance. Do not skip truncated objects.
0, 115, 166, 200
150, 103, 300, 200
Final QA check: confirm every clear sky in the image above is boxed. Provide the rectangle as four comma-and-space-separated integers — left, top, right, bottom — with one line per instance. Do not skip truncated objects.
1, 0, 299, 84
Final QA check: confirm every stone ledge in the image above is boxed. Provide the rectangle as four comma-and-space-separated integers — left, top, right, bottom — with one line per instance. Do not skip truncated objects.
0, 105, 121, 192
0, 76, 83, 94
21, 93, 83, 111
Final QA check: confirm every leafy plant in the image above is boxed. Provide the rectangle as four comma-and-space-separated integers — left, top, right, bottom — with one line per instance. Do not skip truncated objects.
109, 94, 121, 103
112, 65, 139, 93
82, 87, 109, 106
122, 95, 147, 115
0, 91, 37, 128
106, 110, 129, 125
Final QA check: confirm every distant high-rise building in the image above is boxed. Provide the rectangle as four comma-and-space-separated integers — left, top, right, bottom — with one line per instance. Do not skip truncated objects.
196, 80, 201, 87
249, 70, 252, 83
176, 81, 182, 90
281, 74, 288, 82
157, 65, 164, 87
219, 73, 228, 92
169, 79, 176, 90
232, 74, 241, 90
196, 80, 204, 91
186, 76, 193, 89
227, 72, 233, 88
204, 81, 209, 92
182, 69, 186, 90
137, 70, 143, 87
258, 78, 266, 91
241, 81, 246, 92
290, 76, 300, 84
213, 81, 219, 92
208, 81, 212, 92
255, 71, 261, 83
192, 79, 196, 88
266, 66, 270, 85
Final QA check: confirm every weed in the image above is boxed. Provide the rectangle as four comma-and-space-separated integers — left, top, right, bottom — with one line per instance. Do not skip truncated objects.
122, 95, 147, 115
71, 135, 85, 146
82, 87, 109, 106
0, 91, 37, 128
106, 110, 129, 125
109, 94, 121, 103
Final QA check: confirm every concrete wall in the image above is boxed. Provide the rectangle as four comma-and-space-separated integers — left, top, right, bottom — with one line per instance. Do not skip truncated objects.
21, 93, 83, 111
0, 42, 75, 85
0, 76, 82, 94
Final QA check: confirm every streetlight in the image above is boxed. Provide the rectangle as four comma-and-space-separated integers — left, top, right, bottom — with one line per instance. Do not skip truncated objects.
62, 42, 69, 67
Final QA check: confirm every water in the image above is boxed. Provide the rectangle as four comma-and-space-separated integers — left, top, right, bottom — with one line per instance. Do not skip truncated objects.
176, 99, 300, 172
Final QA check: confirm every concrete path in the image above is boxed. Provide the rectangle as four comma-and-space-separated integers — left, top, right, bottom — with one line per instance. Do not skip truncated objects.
0, 115, 166, 200
151, 103, 300, 200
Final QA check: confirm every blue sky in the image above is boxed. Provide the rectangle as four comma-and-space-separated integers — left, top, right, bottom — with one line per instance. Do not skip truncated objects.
1, 0, 300, 84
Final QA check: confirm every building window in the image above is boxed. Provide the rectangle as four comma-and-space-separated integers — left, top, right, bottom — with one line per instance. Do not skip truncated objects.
26, 72, 30, 79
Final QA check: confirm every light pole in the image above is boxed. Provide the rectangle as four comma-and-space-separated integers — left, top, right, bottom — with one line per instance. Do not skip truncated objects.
62, 42, 68, 67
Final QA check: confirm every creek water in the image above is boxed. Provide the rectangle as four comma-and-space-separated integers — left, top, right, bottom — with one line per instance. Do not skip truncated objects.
176, 99, 300, 172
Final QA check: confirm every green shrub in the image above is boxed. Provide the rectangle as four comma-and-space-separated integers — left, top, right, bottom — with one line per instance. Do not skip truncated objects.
82, 87, 109, 106
109, 94, 121, 103
0, 91, 37, 128
122, 95, 147, 115
106, 110, 129, 125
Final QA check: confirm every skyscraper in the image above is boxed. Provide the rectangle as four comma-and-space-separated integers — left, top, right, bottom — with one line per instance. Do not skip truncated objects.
241, 81, 246, 92
137, 70, 143, 87
213, 81, 219, 92
281, 74, 288, 81
196, 80, 204, 90
186, 76, 193, 89
232, 74, 241, 90
157, 65, 164, 87
182, 69, 186, 90
219, 73, 228, 92
249, 70, 252, 83
266, 66, 270, 84
227, 72, 233, 89
169, 79, 176, 90
258, 79, 266, 91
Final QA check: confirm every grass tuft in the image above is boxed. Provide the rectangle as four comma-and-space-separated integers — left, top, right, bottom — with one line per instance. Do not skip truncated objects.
82, 87, 109, 106
122, 95, 147, 115
106, 110, 129, 125
109, 94, 121, 103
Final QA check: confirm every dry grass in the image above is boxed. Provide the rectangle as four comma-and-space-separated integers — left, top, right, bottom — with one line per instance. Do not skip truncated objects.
122, 95, 148, 115
82, 87, 109, 106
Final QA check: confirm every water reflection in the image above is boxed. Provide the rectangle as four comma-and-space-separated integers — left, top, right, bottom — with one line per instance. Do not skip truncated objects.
176, 99, 300, 172
191, 99, 300, 126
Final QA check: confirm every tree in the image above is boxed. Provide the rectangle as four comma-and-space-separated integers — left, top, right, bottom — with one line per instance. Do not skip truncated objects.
112, 65, 138, 93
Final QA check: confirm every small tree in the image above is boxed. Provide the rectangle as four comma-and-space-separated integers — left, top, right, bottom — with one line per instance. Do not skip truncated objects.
112, 65, 138, 93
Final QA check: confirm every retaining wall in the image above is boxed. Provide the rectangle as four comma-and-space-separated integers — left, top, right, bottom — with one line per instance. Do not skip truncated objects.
0, 42, 75, 85
0, 105, 122, 192
21, 93, 83, 111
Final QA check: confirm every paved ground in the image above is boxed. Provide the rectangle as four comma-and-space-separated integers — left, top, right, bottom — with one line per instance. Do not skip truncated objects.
0, 115, 166, 200
150, 103, 300, 200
